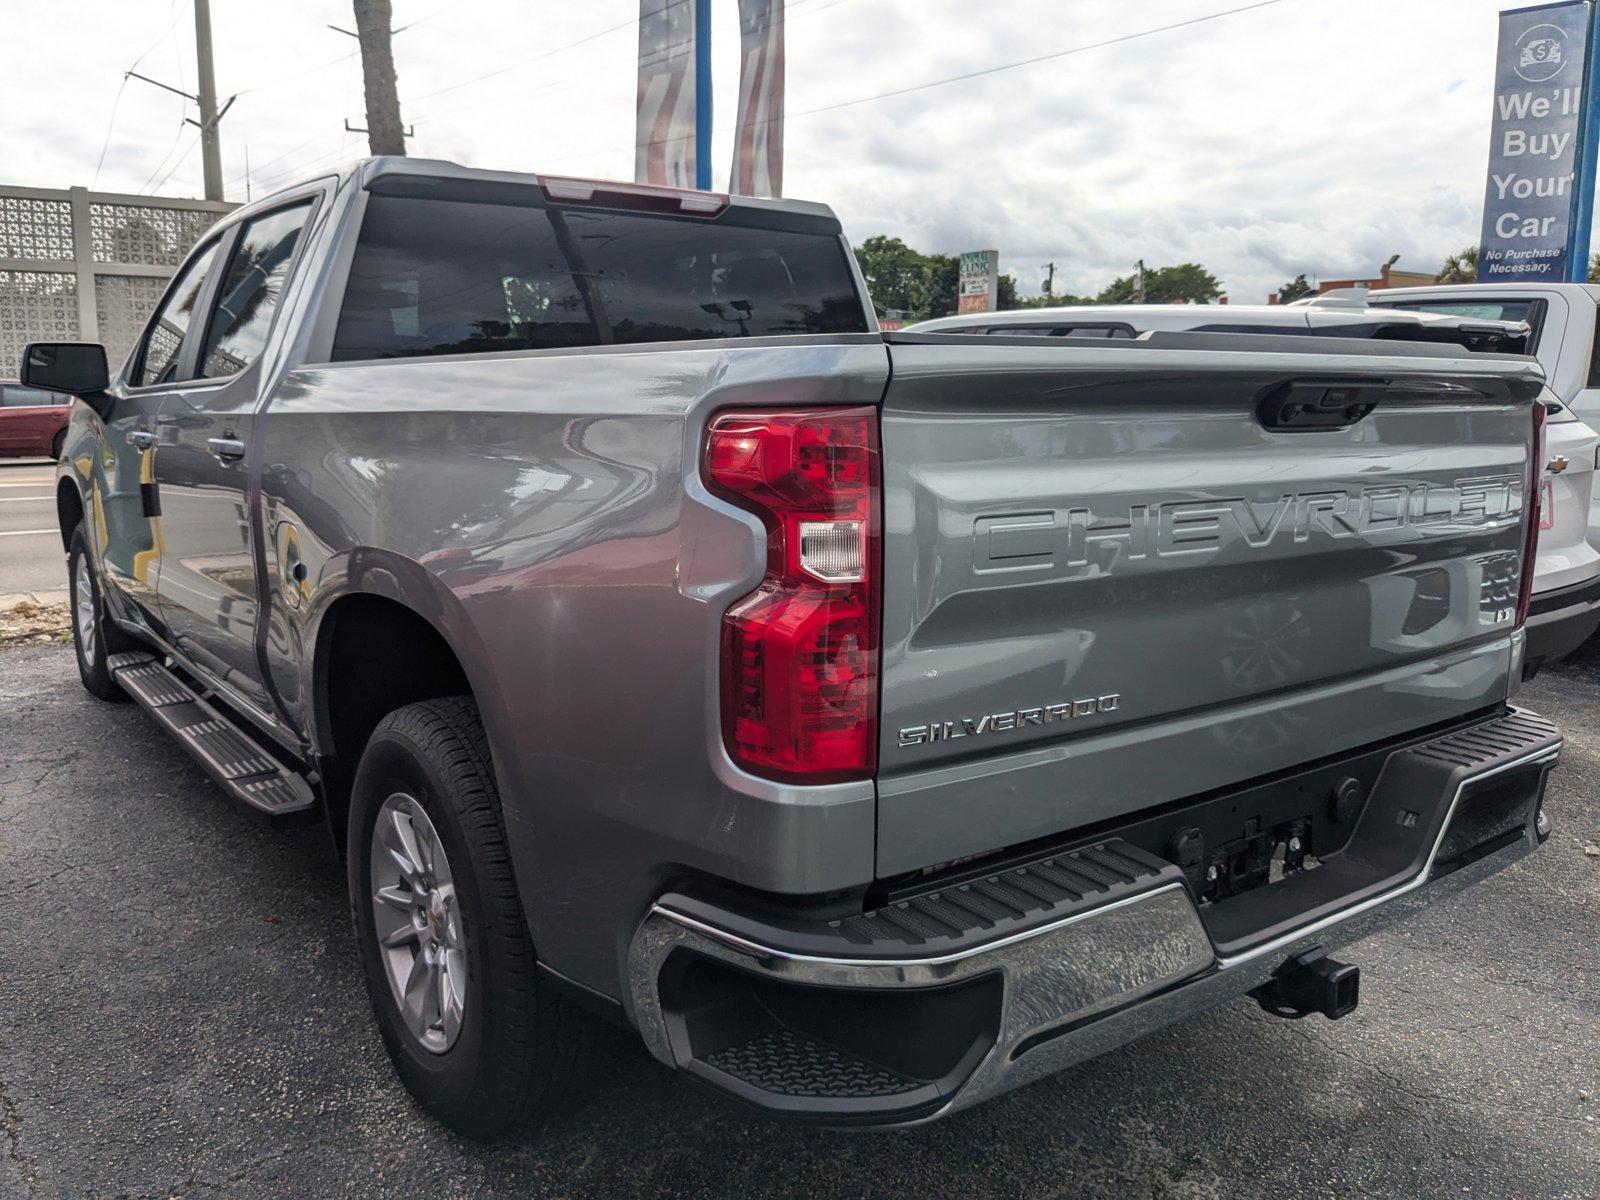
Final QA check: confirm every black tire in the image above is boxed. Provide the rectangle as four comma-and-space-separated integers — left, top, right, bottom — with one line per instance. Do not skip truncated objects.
67, 525, 134, 702
50, 429, 66, 462
347, 697, 584, 1139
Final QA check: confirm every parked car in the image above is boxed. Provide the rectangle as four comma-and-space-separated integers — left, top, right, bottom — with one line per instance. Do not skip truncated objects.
29, 159, 1561, 1139
1368, 281, 1600, 429
0, 378, 73, 459
914, 302, 1600, 673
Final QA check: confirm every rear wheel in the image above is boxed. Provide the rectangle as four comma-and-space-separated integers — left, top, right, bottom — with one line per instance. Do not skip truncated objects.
348, 697, 585, 1139
50, 429, 65, 461
67, 526, 133, 702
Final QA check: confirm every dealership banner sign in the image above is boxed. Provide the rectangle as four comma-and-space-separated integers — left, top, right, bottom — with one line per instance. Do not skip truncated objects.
958, 250, 999, 314
731, 0, 785, 197
1479, 1, 1600, 281
636, 0, 701, 189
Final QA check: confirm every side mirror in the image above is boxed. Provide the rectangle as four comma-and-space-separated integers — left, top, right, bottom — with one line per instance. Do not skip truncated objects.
20, 342, 109, 397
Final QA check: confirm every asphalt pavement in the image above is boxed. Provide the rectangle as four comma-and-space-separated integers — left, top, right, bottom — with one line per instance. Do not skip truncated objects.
0, 640, 1596, 1199
0, 460, 64, 600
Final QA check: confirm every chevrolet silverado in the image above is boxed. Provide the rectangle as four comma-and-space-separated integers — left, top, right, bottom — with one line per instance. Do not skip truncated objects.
25, 158, 1562, 1137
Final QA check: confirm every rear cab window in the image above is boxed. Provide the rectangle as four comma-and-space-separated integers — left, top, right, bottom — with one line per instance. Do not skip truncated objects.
330, 186, 869, 361
1372, 298, 1548, 354
984, 323, 1135, 338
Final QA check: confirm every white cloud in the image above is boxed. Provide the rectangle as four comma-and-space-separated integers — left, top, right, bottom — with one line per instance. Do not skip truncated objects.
0, 0, 1529, 303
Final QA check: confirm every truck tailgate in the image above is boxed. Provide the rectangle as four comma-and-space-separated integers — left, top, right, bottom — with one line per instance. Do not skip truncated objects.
875, 333, 1542, 877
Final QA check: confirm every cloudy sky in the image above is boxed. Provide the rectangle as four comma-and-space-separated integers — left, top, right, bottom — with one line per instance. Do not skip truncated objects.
0, 0, 1537, 303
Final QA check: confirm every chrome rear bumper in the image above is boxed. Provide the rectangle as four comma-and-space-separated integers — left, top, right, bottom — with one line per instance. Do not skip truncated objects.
626, 709, 1560, 1125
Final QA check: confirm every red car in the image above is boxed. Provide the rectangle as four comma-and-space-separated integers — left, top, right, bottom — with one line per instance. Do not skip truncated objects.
0, 378, 73, 459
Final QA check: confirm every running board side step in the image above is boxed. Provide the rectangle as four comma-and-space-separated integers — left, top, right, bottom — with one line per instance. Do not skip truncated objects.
107, 652, 316, 818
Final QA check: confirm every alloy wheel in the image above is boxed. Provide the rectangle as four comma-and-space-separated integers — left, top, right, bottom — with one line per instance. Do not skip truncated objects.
74, 557, 96, 667
369, 792, 467, 1053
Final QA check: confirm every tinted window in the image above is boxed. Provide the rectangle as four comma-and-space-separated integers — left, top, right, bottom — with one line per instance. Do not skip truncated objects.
1590, 306, 1600, 389
332, 195, 868, 361
136, 239, 220, 386
1377, 299, 1547, 353
199, 202, 313, 378
1052, 324, 1133, 339
1194, 323, 1305, 335
0, 385, 67, 407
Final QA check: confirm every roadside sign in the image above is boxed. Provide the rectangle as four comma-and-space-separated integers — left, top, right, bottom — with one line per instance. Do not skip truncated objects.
958, 250, 999, 314
1479, 1, 1600, 282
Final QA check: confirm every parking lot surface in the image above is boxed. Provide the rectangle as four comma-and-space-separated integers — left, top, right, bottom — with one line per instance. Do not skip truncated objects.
0, 640, 1596, 1199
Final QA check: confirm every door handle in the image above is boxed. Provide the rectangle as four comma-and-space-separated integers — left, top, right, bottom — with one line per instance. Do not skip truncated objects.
207, 436, 247, 462
126, 430, 156, 450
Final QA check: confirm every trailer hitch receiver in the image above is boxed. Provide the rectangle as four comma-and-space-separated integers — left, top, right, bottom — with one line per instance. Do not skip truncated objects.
1253, 947, 1360, 1021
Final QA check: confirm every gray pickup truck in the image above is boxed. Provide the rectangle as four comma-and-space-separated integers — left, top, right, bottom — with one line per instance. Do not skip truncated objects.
26, 157, 1562, 1137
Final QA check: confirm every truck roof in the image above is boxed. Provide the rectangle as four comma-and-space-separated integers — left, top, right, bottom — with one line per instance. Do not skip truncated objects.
1374, 281, 1600, 301
257, 155, 844, 229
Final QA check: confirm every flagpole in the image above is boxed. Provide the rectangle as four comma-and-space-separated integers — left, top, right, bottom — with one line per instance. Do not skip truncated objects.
1568, 0, 1600, 281
695, 0, 713, 189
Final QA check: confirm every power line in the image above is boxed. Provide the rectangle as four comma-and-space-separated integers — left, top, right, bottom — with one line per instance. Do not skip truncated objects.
792, 0, 1292, 121
92, 0, 195, 189
137, 118, 191, 194
250, 139, 356, 191
226, 127, 335, 187
150, 128, 203, 194
526, 0, 1293, 171
408, 0, 692, 106
232, 2, 456, 97
409, 0, 848, 127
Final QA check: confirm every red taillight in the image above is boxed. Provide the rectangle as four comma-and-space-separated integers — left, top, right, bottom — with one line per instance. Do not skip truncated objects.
704, 407, 880, 782
1516, 400, 1547, 628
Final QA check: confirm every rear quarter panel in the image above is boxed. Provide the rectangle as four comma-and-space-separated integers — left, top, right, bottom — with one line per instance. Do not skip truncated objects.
255, 337, 888, 998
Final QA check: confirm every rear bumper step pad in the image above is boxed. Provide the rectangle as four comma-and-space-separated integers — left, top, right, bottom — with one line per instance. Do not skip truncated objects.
108, 652, 314, 817
626, 706, 1560, 1126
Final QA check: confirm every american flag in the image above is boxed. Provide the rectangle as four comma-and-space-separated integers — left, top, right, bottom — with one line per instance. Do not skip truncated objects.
635, 0, 699, 188
731, 0, 785, 197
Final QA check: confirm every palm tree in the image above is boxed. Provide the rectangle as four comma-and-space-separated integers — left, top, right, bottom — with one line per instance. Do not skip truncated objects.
1435, 246, 1478, 283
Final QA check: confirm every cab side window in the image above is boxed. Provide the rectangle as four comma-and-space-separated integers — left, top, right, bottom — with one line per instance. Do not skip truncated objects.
135, 239, 221, 387
198, 202, 313, 379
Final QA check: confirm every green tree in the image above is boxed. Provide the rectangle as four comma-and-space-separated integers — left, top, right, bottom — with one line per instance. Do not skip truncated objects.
1007, 290, 1093, 309
1589, 252, 1600, 284
853, 235, 929, 313
919, 253, 958, 317
1435, 246, 1478, 283
1277, 273, 1314, 304
1096, 262, 1223, 305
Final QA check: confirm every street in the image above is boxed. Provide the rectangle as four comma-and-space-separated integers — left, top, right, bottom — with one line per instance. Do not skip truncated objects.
0, 460, 63, 601
0, 640, 1595, 1199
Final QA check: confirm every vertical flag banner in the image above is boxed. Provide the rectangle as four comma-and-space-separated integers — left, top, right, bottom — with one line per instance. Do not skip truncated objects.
636, 0, 700, 189
731, 0, 786, 197
1479, 1, 1599, 281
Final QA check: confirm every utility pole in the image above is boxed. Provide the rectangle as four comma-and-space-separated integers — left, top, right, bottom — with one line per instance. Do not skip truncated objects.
352, 0, 407, 156
129, 0, 234, 199
1042, 262, 1056, 296
1133, 259, 1147, 304
193, 0, 223, 200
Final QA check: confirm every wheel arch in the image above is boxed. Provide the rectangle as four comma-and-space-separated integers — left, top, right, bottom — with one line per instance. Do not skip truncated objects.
56, 476, 84, 552
306, 568, 497, 854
